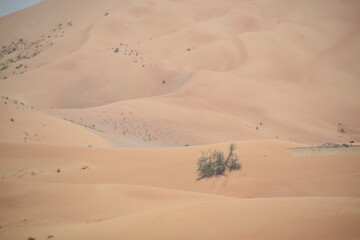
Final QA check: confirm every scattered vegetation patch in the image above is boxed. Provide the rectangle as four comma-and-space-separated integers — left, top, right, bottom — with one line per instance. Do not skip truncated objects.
0, 22, 73, 78
110, 42, 151, 67
1, 96, 34, 108
197, 143, 241, 180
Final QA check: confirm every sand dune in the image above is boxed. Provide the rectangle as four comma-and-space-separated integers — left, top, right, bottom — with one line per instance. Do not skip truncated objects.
0, 0, 360, 239
0, 0, 358, 145
0, 141, 359, 239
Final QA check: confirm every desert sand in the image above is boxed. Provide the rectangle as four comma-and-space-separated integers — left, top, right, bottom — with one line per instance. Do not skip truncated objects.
0, 0, 360, 239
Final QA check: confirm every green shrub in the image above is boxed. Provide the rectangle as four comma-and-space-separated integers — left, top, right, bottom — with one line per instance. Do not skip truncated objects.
197, 143, 241, 179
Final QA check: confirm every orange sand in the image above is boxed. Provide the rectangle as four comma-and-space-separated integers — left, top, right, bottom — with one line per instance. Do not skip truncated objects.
0, 0, 359, 239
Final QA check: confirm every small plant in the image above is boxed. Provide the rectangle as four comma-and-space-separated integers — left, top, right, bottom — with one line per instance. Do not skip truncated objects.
48, 234, 54, 238
10, 118, 14, 122
339, 127, 346, 133
114, 48, 119, 53
28, 237, 36, 240
162, 80, 166, 84
105, 12, 109, 16
187, 48, 191, 51
197, 143, 241, 179
57, 169, 60, 173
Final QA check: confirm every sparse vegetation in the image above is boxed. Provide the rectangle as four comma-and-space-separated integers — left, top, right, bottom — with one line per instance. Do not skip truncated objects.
0, 22, 73, 79
197, 143, 241, 179
48, 235, 54, 238
27, 237, 36, 240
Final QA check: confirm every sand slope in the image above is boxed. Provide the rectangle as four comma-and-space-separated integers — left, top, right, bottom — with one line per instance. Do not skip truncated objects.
0, 0, 359, 145
0, 140, 360, 239
0, 96, 112, 147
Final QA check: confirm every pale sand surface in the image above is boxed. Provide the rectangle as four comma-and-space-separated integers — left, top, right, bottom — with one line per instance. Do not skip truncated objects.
0, 0, 360, 239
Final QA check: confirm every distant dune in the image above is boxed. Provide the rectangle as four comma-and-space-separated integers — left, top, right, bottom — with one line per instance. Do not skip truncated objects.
0, 0, 359, 239
0, 0, 359, 145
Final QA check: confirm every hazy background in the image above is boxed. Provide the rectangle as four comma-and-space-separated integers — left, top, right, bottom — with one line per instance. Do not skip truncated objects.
0, 0, 41, 17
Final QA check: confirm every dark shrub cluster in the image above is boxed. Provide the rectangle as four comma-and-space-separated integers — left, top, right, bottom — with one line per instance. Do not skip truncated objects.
197, 143, 241, 179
